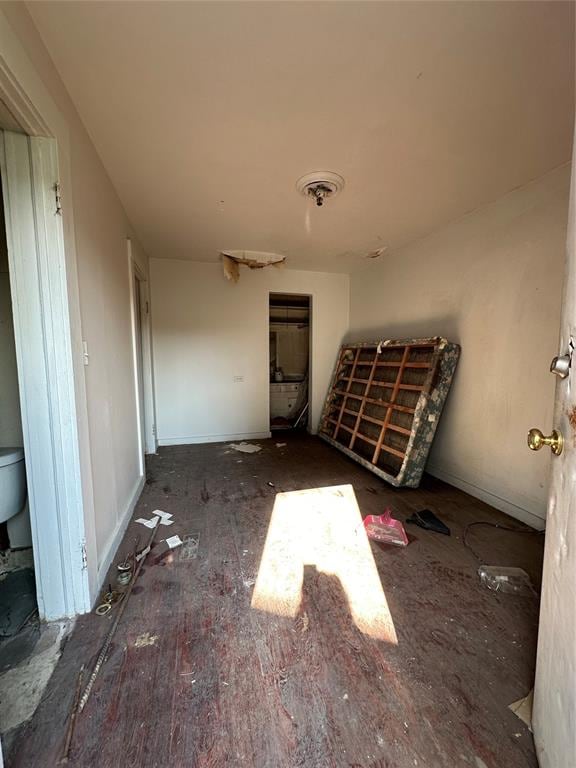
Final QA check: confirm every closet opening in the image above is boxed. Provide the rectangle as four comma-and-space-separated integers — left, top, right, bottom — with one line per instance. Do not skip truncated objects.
269, 293, 311, 432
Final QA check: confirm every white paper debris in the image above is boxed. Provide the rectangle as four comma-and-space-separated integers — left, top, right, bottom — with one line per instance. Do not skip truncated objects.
229, 442, 262, 454
165, 535, 183, 549
275, 443, 287, 448
135, 516, 159, 529
159, 518, 174, 526
509, 690, 533, 731
153, 510, 173, 520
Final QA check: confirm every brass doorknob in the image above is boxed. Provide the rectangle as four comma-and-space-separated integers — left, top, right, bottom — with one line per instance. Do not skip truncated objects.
527, 428, 564, 456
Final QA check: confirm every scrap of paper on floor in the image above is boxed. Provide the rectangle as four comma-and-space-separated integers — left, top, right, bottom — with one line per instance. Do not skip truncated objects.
136, 516, 160, 529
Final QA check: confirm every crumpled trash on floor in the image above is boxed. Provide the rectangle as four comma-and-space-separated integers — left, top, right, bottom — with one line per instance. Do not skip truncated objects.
478, 565, 536, 596
229, 442, 262, 454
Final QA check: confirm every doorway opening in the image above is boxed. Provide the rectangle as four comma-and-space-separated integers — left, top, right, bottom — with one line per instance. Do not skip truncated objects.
128, 240, 156, 465
269, 293, 311, 432
130, 265, 146, 475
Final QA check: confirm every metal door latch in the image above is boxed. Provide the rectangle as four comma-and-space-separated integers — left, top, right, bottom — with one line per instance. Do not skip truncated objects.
550, 354, 570, 379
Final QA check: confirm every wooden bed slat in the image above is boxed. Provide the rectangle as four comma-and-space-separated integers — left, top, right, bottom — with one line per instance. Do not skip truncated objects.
333, 389, 417, 414
372, 346, 410, 465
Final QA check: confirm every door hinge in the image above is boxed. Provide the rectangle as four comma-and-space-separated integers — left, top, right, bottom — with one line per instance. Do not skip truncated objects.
53, 182, 63, 216
81, 540, 88, 570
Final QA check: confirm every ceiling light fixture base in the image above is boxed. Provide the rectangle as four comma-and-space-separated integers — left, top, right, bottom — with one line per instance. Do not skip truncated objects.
296, 171, 345, 207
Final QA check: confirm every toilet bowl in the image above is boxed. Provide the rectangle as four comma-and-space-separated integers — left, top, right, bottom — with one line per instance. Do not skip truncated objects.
0, 447, 32, 549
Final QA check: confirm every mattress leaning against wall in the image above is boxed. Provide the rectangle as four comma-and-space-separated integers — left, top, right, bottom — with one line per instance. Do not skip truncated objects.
318, 338, 460, 487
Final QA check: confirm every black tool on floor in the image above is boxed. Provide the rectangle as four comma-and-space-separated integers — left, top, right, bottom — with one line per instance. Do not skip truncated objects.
405, 509, 450, 536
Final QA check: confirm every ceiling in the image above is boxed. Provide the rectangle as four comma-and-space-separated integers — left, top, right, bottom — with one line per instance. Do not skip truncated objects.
28, 1, 575, 273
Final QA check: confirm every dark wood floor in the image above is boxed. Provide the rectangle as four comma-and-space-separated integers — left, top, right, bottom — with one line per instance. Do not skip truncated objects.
8, 435, 544, 767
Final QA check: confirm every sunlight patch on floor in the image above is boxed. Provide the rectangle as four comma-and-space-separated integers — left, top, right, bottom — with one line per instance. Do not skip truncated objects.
251, 484, 397, 643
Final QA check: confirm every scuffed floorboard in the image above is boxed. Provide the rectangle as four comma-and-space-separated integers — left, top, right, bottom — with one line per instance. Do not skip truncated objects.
7, 435, 543, 767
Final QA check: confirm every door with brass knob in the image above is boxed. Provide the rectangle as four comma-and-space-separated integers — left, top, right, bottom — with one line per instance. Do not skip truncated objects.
527, 427, 564, 455
532, 127, 576, 768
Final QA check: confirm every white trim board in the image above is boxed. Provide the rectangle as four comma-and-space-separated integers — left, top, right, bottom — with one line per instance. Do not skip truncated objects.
0, 131, 90, 617
427, 464, 546, 531
127, 239, 157, 456
158, 431, 272, 446
96, 474, 145, 592
128, 243, 146, 477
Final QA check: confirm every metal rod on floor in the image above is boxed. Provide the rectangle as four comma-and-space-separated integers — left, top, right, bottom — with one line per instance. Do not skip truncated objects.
294, 402, 309, 429
78, 521, 158, 713
60, 664, 84, 763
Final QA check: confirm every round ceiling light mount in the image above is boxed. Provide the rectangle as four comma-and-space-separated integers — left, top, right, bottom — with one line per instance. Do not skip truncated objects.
296, 171, 345, 207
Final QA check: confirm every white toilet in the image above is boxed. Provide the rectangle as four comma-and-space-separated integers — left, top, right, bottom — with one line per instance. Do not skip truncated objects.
0, 447, 32, 549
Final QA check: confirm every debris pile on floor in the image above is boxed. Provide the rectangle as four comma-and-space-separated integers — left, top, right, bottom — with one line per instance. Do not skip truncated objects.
229, 441, 262, 454
70, 513, 161, 750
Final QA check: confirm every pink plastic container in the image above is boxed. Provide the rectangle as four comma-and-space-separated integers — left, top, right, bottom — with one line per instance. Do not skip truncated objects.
363, 509, 409, 547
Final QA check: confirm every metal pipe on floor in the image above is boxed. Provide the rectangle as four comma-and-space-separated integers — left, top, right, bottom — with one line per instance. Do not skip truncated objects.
77, 521, 158, 713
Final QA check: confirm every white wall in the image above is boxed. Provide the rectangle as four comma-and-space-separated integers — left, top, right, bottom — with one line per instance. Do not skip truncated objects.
151, 261, 349, 444
349, 164, 570, 527
1, 4, 150, 592
0, 203, 22, 448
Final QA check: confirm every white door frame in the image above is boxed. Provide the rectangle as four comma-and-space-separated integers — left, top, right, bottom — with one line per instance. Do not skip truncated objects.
128, 239, 157, 458
0, 12, 96, 618
1, 131, 89, 619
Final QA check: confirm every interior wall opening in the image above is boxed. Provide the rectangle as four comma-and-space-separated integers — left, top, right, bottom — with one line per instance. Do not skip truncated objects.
269, 293, 311, 432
